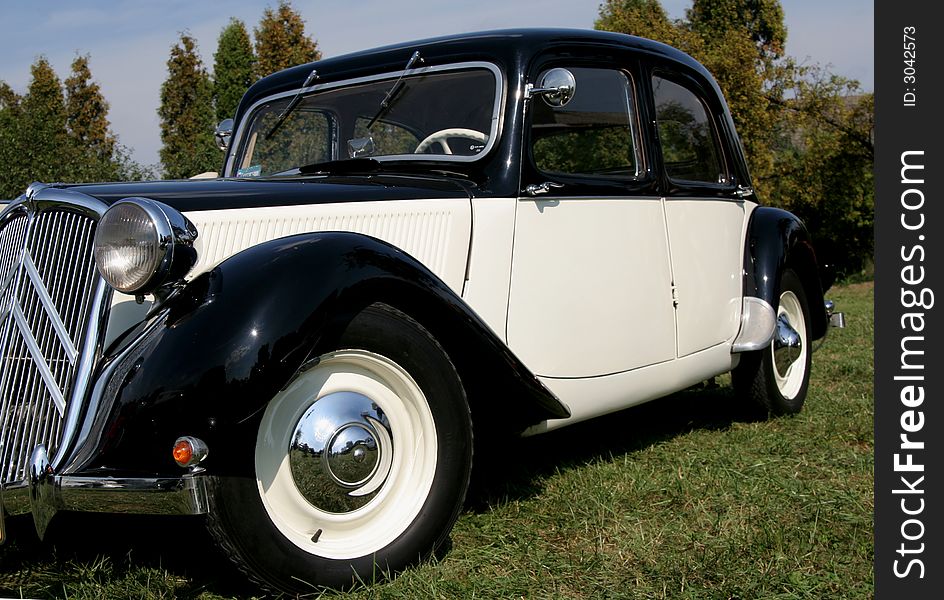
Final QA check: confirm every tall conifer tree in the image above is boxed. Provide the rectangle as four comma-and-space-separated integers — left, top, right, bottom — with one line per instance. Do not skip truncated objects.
0, 81, 24, 198
20, 58, 71, 185
158, 33, 219, 178
214, 18, 255, 122
65, 55, 115, 159
1, 57, 148, 197
254, 1, 320, 78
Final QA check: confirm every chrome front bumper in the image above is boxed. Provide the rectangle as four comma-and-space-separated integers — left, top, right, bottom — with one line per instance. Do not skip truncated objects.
1, 444, 208, 544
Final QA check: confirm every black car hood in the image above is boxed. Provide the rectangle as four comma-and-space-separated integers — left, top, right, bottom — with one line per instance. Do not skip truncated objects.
56, 175, 471, 213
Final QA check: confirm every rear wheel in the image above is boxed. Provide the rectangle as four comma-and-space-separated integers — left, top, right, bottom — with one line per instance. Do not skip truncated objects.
733, 269, 812, 415
207, 303, 472, 593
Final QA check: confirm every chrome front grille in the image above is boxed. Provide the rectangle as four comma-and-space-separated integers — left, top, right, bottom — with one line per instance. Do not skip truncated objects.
0, 204, 100, 485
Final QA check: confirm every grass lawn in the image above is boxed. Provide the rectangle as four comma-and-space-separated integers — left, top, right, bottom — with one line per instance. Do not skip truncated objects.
0, 282, 874, 599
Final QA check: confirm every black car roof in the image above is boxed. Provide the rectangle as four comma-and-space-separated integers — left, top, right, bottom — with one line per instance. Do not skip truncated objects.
235, 28, 710, 120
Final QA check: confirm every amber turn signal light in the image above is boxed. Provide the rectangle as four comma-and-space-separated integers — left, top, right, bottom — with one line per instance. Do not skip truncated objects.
173, 436, 208, 467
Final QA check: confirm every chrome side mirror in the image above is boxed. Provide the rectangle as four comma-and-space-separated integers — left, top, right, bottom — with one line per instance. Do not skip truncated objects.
215, 119, 234, 151
529, 68, 577, 107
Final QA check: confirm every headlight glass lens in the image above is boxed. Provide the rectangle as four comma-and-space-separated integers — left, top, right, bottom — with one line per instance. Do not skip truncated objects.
94, 202, 164, 293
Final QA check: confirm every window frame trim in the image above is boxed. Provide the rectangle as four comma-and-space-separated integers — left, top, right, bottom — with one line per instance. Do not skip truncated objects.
521, 58, 654, 194
226, 61, 505, 177
649, 67, 736, 195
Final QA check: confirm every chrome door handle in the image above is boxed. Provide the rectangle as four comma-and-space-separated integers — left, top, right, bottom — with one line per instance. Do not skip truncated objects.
735, 185, 754, 198
524, 181, 564, 196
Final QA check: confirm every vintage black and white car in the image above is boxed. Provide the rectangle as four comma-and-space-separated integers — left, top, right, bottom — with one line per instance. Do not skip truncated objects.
0, 29, 844, 592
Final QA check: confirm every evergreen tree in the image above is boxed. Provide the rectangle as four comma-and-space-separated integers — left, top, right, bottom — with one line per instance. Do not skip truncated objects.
214, 18, 255, 122
0, 58, 150, 198
65, 55, 116, 159
19, 58, 72, 186
158, 33, 219, 178
0, 82, 23, 198
254, 1, 320, 78
0, 82, 18, 110
0, 59, 70, 196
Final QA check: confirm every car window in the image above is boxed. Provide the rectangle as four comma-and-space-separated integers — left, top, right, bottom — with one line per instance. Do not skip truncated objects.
530, 67, 641, 179
236, 65, 498, 176
354, 118, 419, 156
652, 76, 724, 184
238, 108, 331, 175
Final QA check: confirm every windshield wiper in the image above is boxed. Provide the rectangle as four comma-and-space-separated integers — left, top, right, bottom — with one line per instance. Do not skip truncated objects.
365, 51, 422, 130
265, 68, 319, 140
297, 157, 382, 175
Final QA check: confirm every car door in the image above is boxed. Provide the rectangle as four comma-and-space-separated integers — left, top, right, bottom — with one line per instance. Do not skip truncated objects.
506, 63, 676, 379
650, 71, 748, 357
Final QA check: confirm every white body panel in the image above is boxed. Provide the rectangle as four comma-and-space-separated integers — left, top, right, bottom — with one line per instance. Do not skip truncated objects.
183, 199, 473, 294
105, 199, 473, 346
525, 342, 738, 434
506, 196, 675, 378
460, 197, 517, 337
102, 195, 756, 436
663, 198, 747, 357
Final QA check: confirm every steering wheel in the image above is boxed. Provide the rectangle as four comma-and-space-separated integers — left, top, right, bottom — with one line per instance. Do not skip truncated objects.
414, 128, 488, 155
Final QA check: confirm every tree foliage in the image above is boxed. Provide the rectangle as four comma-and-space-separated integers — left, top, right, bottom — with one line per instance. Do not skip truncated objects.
19, 58, 70, 186
768, 66, 874, 276
687, 0, 786, 61
0, 57, 149, 199
594, 0, 692, 48
65, 55, 116, 159
254, 1, 320, 78
213, 18, 255, 122
596, 0, 873, 278
158, 33, 219, 179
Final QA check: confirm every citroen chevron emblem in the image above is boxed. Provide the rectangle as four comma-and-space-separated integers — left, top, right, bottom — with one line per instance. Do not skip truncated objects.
7, 248, 77, 415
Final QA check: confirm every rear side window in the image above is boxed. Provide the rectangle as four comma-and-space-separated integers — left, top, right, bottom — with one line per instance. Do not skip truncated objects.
652, 76, 724, 184
530, 68, 641, 179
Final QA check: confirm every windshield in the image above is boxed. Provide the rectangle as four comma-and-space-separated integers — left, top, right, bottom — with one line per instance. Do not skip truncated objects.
233, 64, 500, 177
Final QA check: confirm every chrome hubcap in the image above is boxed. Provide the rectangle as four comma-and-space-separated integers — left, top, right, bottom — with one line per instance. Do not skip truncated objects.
771, 289, 808, 400
773, 312, 802, 377
256, 350, 439, 559
289, 391, 393, 513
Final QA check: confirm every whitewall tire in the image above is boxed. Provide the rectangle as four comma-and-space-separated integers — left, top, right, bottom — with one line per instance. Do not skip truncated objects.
733, 269, 812, 415
207, 303, 472, 593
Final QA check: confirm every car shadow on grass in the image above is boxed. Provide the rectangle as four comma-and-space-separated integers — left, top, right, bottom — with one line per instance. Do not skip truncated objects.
466, 380, 764, 512
0, 512, 257, 599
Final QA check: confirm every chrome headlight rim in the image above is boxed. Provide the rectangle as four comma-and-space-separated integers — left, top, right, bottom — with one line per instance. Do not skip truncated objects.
94, 197, 197, 296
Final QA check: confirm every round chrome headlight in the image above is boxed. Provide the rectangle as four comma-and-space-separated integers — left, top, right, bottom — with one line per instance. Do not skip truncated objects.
93, 198, 197, 295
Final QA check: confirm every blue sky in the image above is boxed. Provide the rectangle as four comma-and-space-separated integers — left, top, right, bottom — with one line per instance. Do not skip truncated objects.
0, 0, 874, 170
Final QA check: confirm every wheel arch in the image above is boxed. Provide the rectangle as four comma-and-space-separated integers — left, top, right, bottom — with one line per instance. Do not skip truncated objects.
343, 275, 569, 443
742, 207, 828, 340
69, 231, 567, 478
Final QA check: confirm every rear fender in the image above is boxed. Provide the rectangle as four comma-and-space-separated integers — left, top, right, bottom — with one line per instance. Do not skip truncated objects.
742, 207, 828, 340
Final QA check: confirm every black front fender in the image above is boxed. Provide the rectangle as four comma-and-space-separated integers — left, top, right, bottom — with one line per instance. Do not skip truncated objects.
68, 232, 568, 478
742, 207, 828, 340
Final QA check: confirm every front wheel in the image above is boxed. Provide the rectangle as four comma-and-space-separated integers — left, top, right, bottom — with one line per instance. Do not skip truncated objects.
733, 269, 812, 415
207, 303, 472, 593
